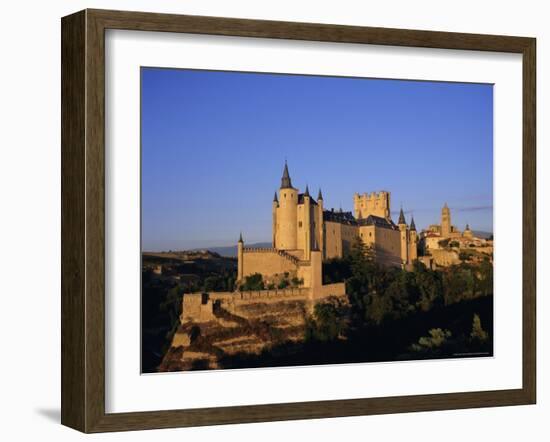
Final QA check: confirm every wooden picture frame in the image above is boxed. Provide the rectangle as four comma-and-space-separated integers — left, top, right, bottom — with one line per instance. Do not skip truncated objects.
61, 8, 536, 433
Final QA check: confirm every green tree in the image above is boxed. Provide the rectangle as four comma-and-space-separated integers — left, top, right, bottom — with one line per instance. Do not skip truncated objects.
241, 273, 264, 291
305, 297, 348, 342
478, 258, 493, 296
411, 328, 452, 352
470, 313, 489, 342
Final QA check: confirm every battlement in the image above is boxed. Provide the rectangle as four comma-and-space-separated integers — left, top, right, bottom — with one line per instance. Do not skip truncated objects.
354, 191, 391, 219
354, 190, 390, 200
243, 247, 300, 265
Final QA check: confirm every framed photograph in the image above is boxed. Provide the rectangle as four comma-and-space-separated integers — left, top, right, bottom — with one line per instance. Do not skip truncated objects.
61, 9, 536, 433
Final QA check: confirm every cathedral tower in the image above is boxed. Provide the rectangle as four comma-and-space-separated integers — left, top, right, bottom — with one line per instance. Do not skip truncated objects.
441, 203, 451, 237
275, 162, 298, 250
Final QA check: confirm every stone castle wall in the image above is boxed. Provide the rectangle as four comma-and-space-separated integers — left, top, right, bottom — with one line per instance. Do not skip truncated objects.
324, 221, 356, 259
181, 282, 346, 323
241, 248, 299, 279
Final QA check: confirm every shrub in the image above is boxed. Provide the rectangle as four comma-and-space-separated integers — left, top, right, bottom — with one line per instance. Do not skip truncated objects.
470, 313, 489, 342
277, 279, 290, 289
411, 328, 452, 351
241, 273, 264, 291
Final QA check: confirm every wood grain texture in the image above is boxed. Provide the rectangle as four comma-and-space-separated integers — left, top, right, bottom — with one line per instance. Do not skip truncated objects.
61, 10, 86, 431
60, 9, 537, 433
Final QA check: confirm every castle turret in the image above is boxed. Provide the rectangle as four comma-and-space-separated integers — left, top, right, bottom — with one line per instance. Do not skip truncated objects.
317, 188, 324, 257
272, 191, 278, 247
398, 207, 408, 265
275, 161, 298, 250
237, 232, 244, 281
441, 203, 451, 237
408, 216, 418, 262
303, 185, 311, 260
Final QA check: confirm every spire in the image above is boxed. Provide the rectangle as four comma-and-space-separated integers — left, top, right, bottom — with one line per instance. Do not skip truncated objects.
398, 207, 406, 225
304, 184, 310, 197
280, 160, 293, 189
317, 188, 323, 200
273, 191, 278, 203
410, 216, 416, 231
443, 202, 449, 210
238, 232, 243, 243
465, 223, 470, 230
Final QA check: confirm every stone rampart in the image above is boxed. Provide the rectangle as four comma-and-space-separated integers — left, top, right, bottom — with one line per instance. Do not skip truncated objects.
241, 248, 299, 278
181, 283, 347, 323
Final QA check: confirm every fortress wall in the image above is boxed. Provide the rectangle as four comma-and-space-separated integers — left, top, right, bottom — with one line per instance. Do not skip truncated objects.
181, 293, 217, 322
181, 284, 346, 323
341, 223, 357, 256
373, 226, 402, 267
324, 221, 343, 259
318, 282, 346, 299
242, 249, 298, 279
359, 225, 376, 248
325, 221, 358, 260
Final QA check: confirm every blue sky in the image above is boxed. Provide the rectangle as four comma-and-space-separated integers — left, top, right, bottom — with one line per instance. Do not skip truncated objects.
141, 68, 493, 251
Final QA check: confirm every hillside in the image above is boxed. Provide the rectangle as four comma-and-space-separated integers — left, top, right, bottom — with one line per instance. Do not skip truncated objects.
192, 242, 272, 257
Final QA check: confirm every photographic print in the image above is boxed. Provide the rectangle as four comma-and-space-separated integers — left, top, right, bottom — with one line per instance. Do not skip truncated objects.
141, 68, 494, 374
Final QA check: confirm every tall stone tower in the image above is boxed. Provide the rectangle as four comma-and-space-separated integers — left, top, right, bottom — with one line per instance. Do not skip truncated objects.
353, 191, 391, 219
317, 188, 324, 255
398, 207, 408, 264
275, 162, 298, 250
408, 216, 418, 262
303, 185, 312, 260
441, 203, 451, 237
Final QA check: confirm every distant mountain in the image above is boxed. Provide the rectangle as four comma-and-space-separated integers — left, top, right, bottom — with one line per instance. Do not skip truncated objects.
473, 230, 493, 239
192, 242, 272, 257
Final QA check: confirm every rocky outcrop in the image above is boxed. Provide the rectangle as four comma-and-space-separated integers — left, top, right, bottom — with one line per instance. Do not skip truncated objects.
159, 298, 310, 372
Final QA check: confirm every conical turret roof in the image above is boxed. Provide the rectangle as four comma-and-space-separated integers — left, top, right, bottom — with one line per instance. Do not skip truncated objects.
304, 185, 310, 197
273, 191, 278, 203
410, 216, 416, 231
398, 207, 406, 225
317, 188, 323, 200
280, 161, 293, 189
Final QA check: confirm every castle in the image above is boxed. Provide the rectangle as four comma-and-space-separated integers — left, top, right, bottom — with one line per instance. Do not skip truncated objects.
237, 162, 418, 297
179, 162, 489, 323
